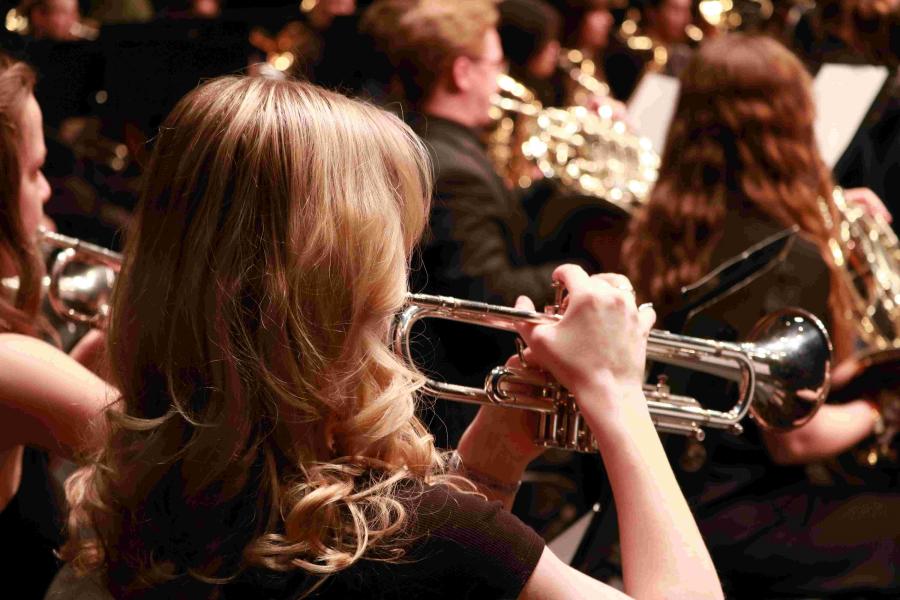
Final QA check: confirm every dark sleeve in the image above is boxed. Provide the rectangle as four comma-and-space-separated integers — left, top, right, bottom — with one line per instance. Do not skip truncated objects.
276, 483, 545, 600
426, 167, 558, 306
406, 484, 546, 598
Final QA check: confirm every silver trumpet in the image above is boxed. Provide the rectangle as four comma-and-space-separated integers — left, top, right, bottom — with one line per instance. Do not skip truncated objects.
1, 229, 122, 328
393, 290, 832, 452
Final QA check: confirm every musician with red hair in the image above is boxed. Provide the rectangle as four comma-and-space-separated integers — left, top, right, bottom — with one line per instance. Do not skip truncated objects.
624, 33, 900, 597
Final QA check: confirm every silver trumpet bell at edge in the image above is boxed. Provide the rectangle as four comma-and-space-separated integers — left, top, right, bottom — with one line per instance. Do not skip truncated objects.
1, 229, 122, 328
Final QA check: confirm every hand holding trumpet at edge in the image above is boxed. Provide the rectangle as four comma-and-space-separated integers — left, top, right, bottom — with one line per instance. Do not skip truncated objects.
514, 265, 656, 439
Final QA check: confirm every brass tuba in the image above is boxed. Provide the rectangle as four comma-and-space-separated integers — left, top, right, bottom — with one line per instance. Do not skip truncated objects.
487, 74, 660, 214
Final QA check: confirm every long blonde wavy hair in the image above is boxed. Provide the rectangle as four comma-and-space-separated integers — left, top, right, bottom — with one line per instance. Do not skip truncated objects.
64, 76, 452, 597
623, 34, 856, 358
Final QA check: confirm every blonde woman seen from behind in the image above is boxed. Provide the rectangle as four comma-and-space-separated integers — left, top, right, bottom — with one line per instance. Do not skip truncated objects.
60, 76, 722, 600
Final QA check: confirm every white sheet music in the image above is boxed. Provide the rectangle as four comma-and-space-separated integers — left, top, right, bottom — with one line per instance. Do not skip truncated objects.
547, 505, 601, 565
814, 64, 890, 169
626, 73, 681, 155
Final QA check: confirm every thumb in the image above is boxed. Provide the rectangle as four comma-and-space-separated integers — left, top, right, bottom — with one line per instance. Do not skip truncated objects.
514, 295, 536, 311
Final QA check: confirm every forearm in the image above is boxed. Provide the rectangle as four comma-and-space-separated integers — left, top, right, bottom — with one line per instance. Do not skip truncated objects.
0, 334, 114, 457
454, 406, 537, 509
581, 384, 723, 600
763, 400, 877, 464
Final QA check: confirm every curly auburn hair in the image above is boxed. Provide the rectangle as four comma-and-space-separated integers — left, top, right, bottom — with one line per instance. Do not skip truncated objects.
622, 33, 856, 357
63, 76, 464, 598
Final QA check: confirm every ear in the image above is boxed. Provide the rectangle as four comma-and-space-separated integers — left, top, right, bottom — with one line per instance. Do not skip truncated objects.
449, 55, 474, 93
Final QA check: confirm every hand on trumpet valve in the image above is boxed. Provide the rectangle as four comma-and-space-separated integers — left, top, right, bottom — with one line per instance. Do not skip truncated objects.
514, 265, 656, 420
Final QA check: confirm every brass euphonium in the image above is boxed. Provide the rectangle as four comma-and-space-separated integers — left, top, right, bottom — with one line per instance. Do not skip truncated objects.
487, 73, 660, 214
1, 229, 121, 328
824, 187, 900, 350
393, 286, 832, 453
822, 187, 900, 466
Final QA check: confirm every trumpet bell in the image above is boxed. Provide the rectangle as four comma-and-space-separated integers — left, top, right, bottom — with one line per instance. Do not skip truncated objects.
745, 309, 832, 430
48, 252, 116, 326
41, 229, 122, 327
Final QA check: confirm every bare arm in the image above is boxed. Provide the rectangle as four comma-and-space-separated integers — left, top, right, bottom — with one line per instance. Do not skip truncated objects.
453, 268, 721, 599
455, 401, 542, 509
0, 333, 115, 458
761, 355, 879, 464
762, 399, 877, 465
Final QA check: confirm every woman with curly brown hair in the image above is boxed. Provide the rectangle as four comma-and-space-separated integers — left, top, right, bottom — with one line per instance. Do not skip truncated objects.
623, 33, 900, 597
57, 74, 723, 599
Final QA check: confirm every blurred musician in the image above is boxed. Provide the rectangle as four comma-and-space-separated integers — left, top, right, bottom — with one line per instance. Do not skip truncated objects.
557, 0, 616, 60
0, 50, 110, 599
19, 0, 97, 42
249, 0, 361, 88
362, 0, 564, 446
498, 0, 563, 105
644, 0, 694, 45
553, 0, 619, 108
793, 0, 899, 68
20, 0, 82, 41
622, 33, 900, 598
500, 0, 626, 112
605, 0, 697, 101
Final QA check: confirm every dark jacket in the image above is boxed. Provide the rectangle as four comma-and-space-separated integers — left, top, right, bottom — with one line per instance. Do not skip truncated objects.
414, 115, 556, 306
410, 115, 558, 447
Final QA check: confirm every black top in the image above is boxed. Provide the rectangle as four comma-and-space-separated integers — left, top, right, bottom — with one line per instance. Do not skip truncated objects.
46, 483, 545, 600
681, 203, 832, 337
0, 448, 64, 600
